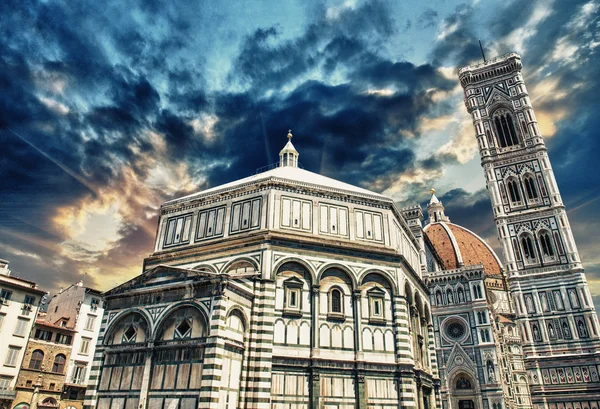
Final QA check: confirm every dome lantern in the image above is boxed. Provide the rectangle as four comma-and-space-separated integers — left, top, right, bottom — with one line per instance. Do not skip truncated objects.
427, 188, 450, 224
279, 129, 299, 168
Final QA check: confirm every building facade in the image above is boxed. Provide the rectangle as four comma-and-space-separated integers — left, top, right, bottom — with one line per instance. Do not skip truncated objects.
85, 133, 439, 409
423, 194, 532, 409
459, 53, 600, 408
45, 283, 104, 403
0, 260, 45, 409
12, 321, 76, 409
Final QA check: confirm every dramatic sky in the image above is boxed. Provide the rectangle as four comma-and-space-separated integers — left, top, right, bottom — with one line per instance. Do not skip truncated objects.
1, 0, 600, 307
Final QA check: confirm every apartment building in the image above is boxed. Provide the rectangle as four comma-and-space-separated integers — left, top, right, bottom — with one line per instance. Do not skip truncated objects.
0, 260, 45, 409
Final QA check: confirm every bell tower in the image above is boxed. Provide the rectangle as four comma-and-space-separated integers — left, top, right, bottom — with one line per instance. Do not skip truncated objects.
459, 53, 600, 407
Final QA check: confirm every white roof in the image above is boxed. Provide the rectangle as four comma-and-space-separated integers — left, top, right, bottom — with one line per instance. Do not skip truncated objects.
165, 165, 389, 205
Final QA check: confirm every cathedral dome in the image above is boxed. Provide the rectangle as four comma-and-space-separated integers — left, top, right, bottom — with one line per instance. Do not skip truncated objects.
424, 191, 503, 276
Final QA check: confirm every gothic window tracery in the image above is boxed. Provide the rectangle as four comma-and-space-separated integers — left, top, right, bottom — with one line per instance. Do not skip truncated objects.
507, 178, 522, 204
520, 234, 537, 263
493, 109, 520, 147
538, 231, 555, 259
523, 174, 539, 200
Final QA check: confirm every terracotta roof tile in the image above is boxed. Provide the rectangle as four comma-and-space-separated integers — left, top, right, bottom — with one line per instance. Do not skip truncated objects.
424, 223, 459, 270
425, 222, 502, 276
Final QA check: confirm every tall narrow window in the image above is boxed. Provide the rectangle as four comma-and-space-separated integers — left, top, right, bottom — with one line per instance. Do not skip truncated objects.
507, 179, 521, 203
493, 110, 520, 147
521, 235, 536, 261
539, 232, 555, 257
495, 117, 508, 147
524, 176, 538, 200
329, 288, 343, 315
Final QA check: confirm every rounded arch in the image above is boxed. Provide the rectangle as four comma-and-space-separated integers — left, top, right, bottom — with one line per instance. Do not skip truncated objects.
226, 306, 248, 332
359, 270, 396, 295
317, 264, 357, 290
40, 398, 58, 407
154, 302, 208, 341
423, 303, 432, 324
276, 260, 314, 284
221, 257, 259, 274
450, 371, 477, 391
273, 257, 316, 284
404, 280, 414, 305
13, 403, 30, 409
190, 263, 218, 274
226, 307, 247, 343
28, 349, 44, 370
414, 291, 424, 317
52, 354, 66, 374
104, 309, 152, 346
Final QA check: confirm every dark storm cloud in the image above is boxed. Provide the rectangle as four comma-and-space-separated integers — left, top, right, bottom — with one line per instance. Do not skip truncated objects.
232, 1, 396, 93
418, 9, 439, 29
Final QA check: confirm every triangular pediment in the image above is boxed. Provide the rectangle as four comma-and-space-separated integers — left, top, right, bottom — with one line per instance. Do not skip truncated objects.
446, 343, 476, 373
283, 276, 305, 288
105, 264, 217, 295
367, 286, 386, 296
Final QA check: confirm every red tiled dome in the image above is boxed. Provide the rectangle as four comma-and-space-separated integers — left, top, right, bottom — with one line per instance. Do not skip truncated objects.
424, 222, 503, 276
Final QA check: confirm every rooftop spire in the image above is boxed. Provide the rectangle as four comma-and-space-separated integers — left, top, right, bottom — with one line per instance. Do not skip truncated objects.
279, 129, 299, 168
427, 187, 450, 224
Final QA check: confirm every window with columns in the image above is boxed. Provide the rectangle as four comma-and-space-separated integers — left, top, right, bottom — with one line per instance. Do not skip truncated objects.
493, 109, 520, 147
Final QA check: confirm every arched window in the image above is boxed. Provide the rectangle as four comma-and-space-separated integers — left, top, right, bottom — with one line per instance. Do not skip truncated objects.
521, 235, 537, 262
539, 231, 555, 257
52, 354, 66, 373
523, 175, 538, 200
507, 179, 522, 203
493, 110, 520, 147
329, 288, 343, 314
28, 350, 44, 370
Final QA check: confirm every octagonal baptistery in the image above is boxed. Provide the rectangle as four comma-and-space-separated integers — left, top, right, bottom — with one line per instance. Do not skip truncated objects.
87, 133, 440, 409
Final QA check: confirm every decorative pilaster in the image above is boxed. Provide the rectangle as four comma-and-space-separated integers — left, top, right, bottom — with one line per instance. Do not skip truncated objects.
137, 348, 154, 409
353, 291, 363, 359
394, 295, 414, 365
242, 279, 276, 409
